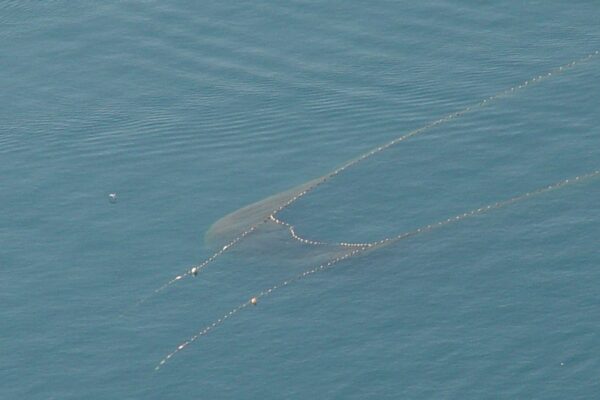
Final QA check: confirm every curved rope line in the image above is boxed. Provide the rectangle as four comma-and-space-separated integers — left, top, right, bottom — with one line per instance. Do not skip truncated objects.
156, 169, 600, 369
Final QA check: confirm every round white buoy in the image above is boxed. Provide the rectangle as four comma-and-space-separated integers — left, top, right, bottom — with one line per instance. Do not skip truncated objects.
250, 297, 258, 305
191, 267, 198, 276
108, 193, 117, 203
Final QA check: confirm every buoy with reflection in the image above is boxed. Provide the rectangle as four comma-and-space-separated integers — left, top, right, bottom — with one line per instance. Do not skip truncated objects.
250, 297, 258, 305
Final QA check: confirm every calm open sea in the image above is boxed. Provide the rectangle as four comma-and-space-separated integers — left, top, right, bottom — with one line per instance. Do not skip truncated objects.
2, 1, 599, 398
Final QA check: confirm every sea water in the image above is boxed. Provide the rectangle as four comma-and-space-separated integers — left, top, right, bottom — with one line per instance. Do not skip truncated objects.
1, 1, 599, 398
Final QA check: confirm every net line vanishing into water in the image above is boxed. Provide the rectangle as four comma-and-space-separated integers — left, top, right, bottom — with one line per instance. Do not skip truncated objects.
129, 50, 600, 369
156, 169, 600, 370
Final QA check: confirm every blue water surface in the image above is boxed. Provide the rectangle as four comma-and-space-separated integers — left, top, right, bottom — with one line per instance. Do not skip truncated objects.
2, 1, 600, 399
